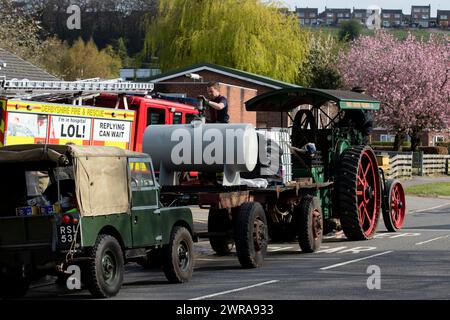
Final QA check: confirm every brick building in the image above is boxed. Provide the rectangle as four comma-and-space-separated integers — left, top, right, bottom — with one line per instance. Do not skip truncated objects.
381, 9, 403, 27
352, 8, 371, 25
411, 5, 431, 28
320, 8, 351, 26
437, 10, 450, 28
148, 63, 299, 128
372, 128, 450, 147
295, 7, 318, 26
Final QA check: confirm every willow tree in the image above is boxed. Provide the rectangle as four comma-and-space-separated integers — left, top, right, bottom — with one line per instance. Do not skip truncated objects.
144, 0, 308, 83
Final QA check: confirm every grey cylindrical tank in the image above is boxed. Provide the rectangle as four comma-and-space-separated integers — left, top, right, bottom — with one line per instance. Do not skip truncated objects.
143, 121, 258, 186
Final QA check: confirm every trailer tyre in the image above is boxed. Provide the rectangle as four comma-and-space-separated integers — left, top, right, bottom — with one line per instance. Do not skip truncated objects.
297, 196, 323, 253
208, 209, 234, 255
163, 226, 194, 283
382, 180, 406, 232
83, 234, 124, 298
234, 202, 268, 268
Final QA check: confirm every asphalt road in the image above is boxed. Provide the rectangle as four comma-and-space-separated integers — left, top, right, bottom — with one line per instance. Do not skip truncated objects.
25, 196, 450, 300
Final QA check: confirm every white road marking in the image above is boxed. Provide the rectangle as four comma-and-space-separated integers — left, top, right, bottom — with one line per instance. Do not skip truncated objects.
410, 203, 450, 214
190, 280, 279, 300
415, 235, 450, 246
196, 258, 232, 262
404, 229, 450, 232
320, 251, 393, 271
268, 246, 293, 252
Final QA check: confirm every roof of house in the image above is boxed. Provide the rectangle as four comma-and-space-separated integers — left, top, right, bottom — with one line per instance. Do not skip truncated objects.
296, 8, 318, 13
353, 9, 369, 13
437, 10, 450, 14
0, 48, 58, 81
148, 62, 300, 90
411, 5, 431, 9
323, 8, 352, 13
382, 9, 403, 14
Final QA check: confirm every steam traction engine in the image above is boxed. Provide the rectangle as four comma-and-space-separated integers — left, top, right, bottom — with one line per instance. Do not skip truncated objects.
145, 88, 406, 269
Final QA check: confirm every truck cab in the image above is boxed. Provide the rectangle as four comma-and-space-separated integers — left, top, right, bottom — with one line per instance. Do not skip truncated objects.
89, 94, 199, 152
0, 144, 195, 299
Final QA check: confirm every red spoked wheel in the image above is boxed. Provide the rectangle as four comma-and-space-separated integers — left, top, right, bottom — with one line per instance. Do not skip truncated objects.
382, 180, 406, 232
337, 146, 381, 240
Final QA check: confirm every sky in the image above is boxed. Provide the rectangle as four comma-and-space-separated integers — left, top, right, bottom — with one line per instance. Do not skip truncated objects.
282, 1, 448, 16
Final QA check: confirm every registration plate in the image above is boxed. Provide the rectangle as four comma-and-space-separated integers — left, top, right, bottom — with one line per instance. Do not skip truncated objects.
58, 225, 75, 245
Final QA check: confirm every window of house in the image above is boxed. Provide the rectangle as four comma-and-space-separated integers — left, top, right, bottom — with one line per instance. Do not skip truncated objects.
355, 13, 362, 18
305, 19, 310, 24
383, 13, 390, 18
434, 136, 445, 144
299, 12, 305, 17
395, 14, 401, 18
441, 15, 448, 19
380, 134, 396, 143
310, 13, 316, 18
337, 13, 343, 18
146, 108, 166, 126
422, 15, 429, 19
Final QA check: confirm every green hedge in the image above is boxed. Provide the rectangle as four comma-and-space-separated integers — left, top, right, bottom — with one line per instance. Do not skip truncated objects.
371, 141, 411, 147
419, 146, 449, 155
436, 142, 450, 153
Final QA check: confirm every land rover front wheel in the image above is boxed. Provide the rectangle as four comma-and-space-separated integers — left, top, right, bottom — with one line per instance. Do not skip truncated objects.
163, 226, 194, 283
83, 234, 124, 298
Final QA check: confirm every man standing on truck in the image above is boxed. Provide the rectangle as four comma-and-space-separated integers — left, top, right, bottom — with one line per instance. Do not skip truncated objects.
199, 82, 230, 123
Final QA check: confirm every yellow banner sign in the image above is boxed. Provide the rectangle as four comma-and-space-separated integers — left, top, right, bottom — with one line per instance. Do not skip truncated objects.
6, 100, 135, 121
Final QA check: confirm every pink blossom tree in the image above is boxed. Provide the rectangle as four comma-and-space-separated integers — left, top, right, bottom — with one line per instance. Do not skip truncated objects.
338, 32, 450, 151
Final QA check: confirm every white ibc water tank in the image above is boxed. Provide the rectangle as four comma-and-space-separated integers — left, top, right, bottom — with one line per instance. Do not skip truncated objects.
143, 121, 258, 186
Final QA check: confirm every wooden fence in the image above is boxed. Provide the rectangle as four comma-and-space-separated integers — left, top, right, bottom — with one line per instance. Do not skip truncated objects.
376, 151, 450, 179
419, 155, 450, 176
376, 151, 413, 180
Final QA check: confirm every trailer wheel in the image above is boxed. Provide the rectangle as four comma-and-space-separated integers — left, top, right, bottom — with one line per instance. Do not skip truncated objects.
296, 196, 323, 253
208, 209, 234, 255
163, 226, 194, 283
382, 180, 406, 232
83, 234, 124, 298
0, 272, 30, 299
337, 146, 381, 240
234, 202, 268, 268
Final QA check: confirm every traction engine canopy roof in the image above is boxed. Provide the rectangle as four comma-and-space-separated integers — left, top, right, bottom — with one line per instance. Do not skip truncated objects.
245, 88, 381, 112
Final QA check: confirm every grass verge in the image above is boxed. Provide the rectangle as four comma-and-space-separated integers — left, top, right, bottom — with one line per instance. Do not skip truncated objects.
405, 182, 450, 197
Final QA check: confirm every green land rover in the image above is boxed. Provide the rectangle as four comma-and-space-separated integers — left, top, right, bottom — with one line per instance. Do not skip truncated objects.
0, 144, 195, 298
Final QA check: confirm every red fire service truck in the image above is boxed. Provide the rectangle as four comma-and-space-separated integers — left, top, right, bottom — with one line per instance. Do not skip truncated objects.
0, 78, 199, 152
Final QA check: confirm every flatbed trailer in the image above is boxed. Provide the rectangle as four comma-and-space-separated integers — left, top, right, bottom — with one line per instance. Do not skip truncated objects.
160, 180, 332, 268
